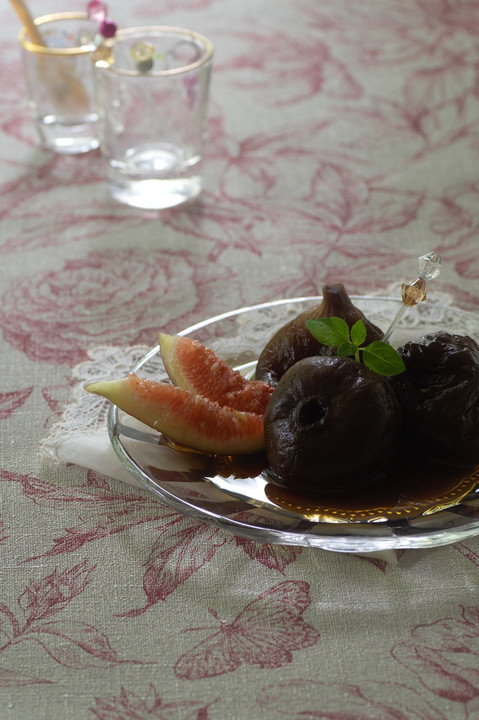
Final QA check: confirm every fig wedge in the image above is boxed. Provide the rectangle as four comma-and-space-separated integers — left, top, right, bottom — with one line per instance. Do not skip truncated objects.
85, 374, 265, 455
159, 332, 273, 414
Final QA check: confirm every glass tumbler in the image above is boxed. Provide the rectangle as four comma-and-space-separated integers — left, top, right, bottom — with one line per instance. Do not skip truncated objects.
93, 26, 213, 209
19, 12, 99, 154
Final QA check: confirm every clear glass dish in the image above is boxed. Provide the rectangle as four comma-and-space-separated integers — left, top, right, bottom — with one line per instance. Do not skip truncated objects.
107, 296, 479, 553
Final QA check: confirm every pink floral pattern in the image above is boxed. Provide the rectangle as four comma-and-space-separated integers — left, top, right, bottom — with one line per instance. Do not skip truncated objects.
0, 387, 33, 419
174, 581, 319, 680
392, 606, 479, 705
256, 679, 449, 719
1, 0, 479, 716
90, 685, 216, 719
0, 559, 144, 683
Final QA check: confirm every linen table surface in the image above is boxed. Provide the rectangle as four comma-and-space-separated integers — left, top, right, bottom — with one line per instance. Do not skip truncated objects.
1, 1, 479, 718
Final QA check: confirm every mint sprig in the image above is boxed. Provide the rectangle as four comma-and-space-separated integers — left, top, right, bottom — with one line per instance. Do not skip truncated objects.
306, 317, 405, 376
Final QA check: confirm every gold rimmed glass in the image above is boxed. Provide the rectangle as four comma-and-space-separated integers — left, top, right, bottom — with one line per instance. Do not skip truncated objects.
19, 12, 100, 154
93, 26, 214, 209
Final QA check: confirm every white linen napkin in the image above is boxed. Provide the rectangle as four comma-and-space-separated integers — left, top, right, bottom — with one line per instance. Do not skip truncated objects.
41, 345, 153, 488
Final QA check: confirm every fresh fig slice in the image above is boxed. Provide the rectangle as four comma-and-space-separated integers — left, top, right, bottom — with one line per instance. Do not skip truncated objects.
85, 374, 264, 455
159, 332, 273, 414
255, 283, 384, 386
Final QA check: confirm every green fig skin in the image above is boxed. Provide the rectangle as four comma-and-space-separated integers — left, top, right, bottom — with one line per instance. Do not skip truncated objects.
255, 283, 383, 386
264, 356, 402, 494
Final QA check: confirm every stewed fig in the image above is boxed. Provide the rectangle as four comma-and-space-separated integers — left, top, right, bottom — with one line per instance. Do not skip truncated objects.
264, 356, 402, 494
390, 331, 479, 462
255, 283, 383, 386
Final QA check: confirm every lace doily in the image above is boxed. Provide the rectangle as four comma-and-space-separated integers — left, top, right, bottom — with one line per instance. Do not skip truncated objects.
41, 345, 157, 486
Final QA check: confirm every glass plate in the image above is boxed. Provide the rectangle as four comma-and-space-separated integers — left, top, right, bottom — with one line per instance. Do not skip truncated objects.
107, 296, 479, 553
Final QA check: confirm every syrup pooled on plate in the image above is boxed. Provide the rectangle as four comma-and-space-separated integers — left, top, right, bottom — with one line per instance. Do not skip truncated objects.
263, 452, 479, 523
197, 441, 479, 524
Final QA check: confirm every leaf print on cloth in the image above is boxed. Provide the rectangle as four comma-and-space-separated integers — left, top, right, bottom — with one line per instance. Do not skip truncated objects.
0, 387, 33, 419
302, 0, 479, 68
9, 468, 303, 614
454, 542, 479, 567
0, 154, 124, 253
392, 606, 479, 705
18, 476, 168, 560
217, 30, 361, 106
305, 164, 424, 235
216, 119, 335, 200
404, 59, 476, 115
18, 558, 95, 623
257, 679, 448, 719
120, 516, 228, 617
27, 620, 136, 670
429, 185, 479, 289
163, 191, 271, 260
90, 683, 216, 720
119, 511, 303, 617
0, 559, 145, 680
0, 668, 53, 688
174, 581, 319, 680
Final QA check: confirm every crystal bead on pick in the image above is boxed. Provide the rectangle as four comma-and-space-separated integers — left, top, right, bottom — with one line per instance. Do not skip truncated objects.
418, 250, 442, 280
402, 277, 426, 307
130, 41, 155, 72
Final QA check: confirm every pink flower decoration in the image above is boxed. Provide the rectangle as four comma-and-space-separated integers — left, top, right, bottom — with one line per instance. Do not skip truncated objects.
87, 0, 107, 22
87, 1, 117, 39
99, 19, 117, 39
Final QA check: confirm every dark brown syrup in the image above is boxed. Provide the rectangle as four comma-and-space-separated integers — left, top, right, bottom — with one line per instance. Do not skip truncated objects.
215, 448, 479, 523
264, 454, 479, 522
159, 436, 479, 523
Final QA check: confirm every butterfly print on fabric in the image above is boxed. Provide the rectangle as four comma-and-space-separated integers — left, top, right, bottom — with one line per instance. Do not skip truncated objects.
234, 535, 302, 573
174, 580, 319, 680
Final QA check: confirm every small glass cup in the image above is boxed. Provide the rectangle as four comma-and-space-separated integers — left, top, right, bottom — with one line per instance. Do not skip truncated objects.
19, 12, 99, 155
93, 26, 214, 209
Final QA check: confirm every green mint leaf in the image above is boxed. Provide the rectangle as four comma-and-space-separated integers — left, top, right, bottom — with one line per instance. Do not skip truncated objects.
336, 341, 358, 357
306, 317, 351, 347
306, 316, 405, 376
361, 342, 406, 376
350, 319, 367, 347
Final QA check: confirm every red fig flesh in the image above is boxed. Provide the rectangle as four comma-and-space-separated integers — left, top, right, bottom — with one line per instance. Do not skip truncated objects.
85, 374, 265, 455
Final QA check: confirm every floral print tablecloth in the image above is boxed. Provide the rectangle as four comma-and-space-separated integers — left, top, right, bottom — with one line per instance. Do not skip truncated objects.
1, 1, 479, 718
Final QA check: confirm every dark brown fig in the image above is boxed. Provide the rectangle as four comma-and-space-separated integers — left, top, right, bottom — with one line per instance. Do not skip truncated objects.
264, 356, 402, 494
255, 283, 383, 386
389, 331, 479, 463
